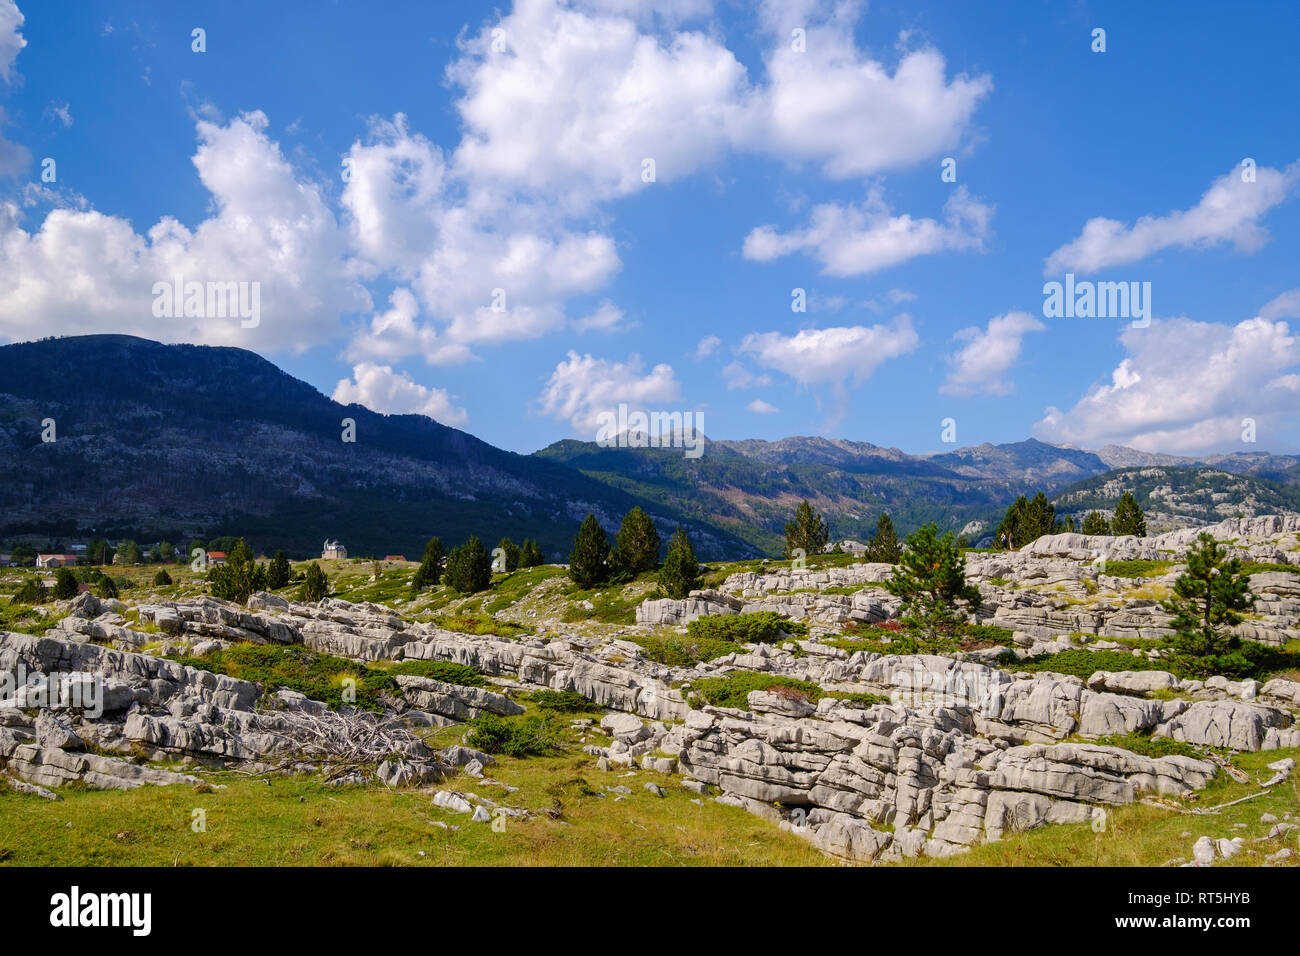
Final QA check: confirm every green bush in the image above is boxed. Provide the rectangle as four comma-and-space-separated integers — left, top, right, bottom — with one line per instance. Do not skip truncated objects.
171, 643, 487, 710
687, 611, 807, 645
1004, 649, 1164, 679
1092, 733, 1201, 760
629, 632, 742, 666
466, 713, 564, 757
152, 569, 173, 586
690, 672, 825, 709
386, 659, 489, 688
530, 690, 602, 713
52, 568, 79, 600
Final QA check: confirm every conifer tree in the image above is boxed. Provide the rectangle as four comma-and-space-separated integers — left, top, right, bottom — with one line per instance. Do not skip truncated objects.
866, 513, 903, 563
568, 514, 612, 588
784, 499, 828, 559
885, 523, 981, 639
613, 507, 661, 576
445, 536, 493, 593
1112, 491, 1147, 537
659, 528, 700, 598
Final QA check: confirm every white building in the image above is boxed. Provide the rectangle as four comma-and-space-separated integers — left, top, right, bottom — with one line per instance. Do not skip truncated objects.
322, 539, 347, 560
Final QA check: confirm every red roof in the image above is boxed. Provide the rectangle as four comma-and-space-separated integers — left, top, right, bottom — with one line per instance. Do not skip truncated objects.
384, 555, 406, 561
207, 551, 227, 558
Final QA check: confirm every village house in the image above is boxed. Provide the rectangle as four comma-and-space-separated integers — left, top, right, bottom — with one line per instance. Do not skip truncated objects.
383, 554, 406, 562
322, 539, 347, 560
206, 551, 228, 566
36, 553, 78, 569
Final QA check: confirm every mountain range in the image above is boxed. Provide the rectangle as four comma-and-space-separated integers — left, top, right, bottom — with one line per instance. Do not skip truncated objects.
3, 335, 1298, 558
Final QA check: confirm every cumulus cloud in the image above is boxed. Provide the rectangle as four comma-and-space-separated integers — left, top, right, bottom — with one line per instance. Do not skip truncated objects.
692, 334, 721, 359
0, 111, 370, 350
722, 361, 771, 390
573, 301, 629, 333
1260, 288, 1300, 321
1045, 161, 1300, 274
332, 361, 468, 425
0, 0, 24, 84
746, 398, 779, 414
739, 317, 919, 387
742, 186, 992, 276
941, 311, 1045, 397
537, 350, 681, 432
750, 13, 992, 180
1033, 316, 1300, 453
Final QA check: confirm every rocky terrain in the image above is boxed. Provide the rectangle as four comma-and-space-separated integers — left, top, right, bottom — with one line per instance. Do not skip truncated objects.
2, 514, 1299, 865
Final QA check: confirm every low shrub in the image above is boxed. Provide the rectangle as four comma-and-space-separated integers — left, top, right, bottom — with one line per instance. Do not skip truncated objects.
628, 632, 742, 666
1091, 733, 1202, 760
466, 713, 564, 757
1004, 649, 1164, 679
687, 611, 807, 645
690, 672, 825, 709
530, 690, 602, 714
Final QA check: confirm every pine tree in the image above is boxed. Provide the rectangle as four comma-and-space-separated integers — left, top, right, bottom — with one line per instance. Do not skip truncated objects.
1081, 511, 1110, 535
613, 507, 661, 577
784, 499, 828, 559
96, 575, 119, 600
495, 537, 521, 573
445, 536, 493, 593
301, 562, 329, 602
1161, 533, 1254, 666
885, 523, 981, 639
208, 538, 268, 604
568, 514, 612, 588
267, 550, 292, 589
866, 513, 903, 563
519, 539, 544, 568
1112, 491, 1147, 537
52, 567, 79, 600
659, 528, 700, 598
412, 537, 446, 592
152, 569, 173, 587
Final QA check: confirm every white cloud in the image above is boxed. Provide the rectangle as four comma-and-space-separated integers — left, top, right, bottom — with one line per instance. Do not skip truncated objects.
0, 0, 24, 84
343, 287, 474, 366
739, 316, 919, 387
941, 310, 1045, 397
742, 186, 992, 276
722, 361, 771, 390
1045, 161, 1300, 274
1260, 288, 1300, 321
746, 398, 779, 414
1033, 316, 1300, 453
0, 111, 370, 350
448, 0, 751, 209
537, 350, 681, 432
333, 362, 468, 426
45, 101, 72, 128
692, 334, 721, 359
751, 22, 992, 180
573, 300, 629, 333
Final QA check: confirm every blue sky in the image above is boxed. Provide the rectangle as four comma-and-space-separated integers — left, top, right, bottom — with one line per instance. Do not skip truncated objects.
1, 0, 1298, 456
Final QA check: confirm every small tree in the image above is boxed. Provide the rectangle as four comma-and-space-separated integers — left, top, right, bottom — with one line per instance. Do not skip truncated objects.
412, 537, 446, 592
659, 528, 700, 598
613, 507, 661, 577
495, 537, 521, 573
445, 536, 493, 593
866, 513, 902, 563
1081, 511, 1110, 535
52, 567, 79, 600
152, 568, 173, 586
568, 514, 612, 588
1162, 533, 1254, 667
885, 523, 981, 639
115, 539, 143, 566
207, 538, 268, 604
267, 550, 292, 589
301, 562, 329, 602
784, 499, 828, 559
15, 577, 49, 603
519, 539, 544, 568
1112, 491, 1147, 537
86, 538, 111, 566
95, 575, 119, 600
